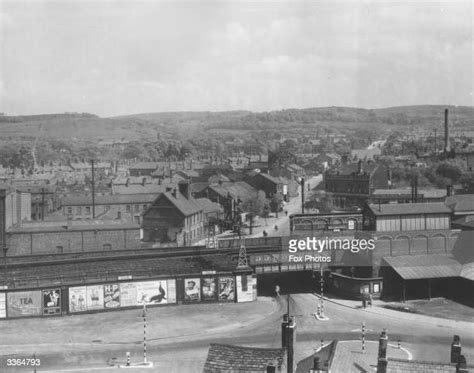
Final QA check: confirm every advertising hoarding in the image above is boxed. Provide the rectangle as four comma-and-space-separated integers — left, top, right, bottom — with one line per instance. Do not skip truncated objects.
104, 284, 120, 308
201, 277, 217, 301
7, 291, 42, 317
69, 286, 87, 313
0, 293, 6, 318
120, 283, 137, 307
236, 275, 254, 303
42, 289, 61, 316
135, 280, 168, 305
166, 279, 177, 303
86, 285, 104, 311
218, 277, 235, 302
184, 278, 201, 302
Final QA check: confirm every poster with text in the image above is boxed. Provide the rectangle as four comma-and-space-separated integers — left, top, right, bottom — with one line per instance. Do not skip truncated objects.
218, 277, 235, 302
166, 279, 177, 303
135, 280, 168, 304
69, 286, 87, 313
104, 283, 121, 308
236, 275, 254, 303
7, 291, 41, 317
0, 293, 6, 318
184, 278, 201, 302
42, 289, 61, 316
201, 277, 217, 301
86, 285, 104, 311
119, 283, 137, 307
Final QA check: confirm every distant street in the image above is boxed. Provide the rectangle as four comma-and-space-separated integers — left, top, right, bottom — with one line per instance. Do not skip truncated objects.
2, 292, 473, 372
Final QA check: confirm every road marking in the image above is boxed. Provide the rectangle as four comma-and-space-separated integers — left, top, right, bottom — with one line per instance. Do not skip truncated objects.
337, 340, 413, 360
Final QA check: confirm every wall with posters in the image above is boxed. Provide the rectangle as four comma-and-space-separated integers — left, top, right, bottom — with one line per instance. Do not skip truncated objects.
184, 278, 201, 303
218, 277, 235, 302
7, 290, 42, 317
42, 289, 61, 316
1, 275, 256, 319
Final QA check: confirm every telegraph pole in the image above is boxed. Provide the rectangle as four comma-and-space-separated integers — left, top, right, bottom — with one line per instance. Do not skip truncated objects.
41, 187, 45, 221
300, 177, 305, 214
91, 160, 96, 218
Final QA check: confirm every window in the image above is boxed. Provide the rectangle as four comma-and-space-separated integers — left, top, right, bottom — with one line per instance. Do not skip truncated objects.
117, 211, 122, 219
85, 206, 91, 215
56, 246, 63, 254
66, 207, 72, 215
103, 243, 112, 251
143, 204, 148, 211
126, 205, 131, 213
76, 207, 82, 215
134, 216, 140, 224
134, 204, 139, 213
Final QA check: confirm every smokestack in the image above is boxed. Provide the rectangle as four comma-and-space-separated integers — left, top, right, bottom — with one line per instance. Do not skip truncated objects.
451, 335, 462, 363
444, 108, 450, 153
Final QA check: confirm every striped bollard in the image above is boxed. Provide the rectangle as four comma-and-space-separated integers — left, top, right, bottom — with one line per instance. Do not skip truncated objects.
398, 339, 401, 349
143, 303, 147, 364
126, 352, 130, 366
317, 305, 321, 317
321, 339, 324, 349
320, 273, 324, 316
362, 322, 365, 353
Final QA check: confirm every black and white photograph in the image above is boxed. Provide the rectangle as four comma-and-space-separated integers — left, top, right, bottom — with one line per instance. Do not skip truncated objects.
0, 0, 473, 372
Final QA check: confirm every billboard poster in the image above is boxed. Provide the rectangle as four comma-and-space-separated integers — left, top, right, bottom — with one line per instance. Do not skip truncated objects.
166, 279, 177, 304
135, 281, 168, 305
201, 277, 217, 301
218, 277, 235, 302
120, 283, 137, 307
236, 275, 254, 303
42, 289, 61, 316
86, 285, 104, 311
69, 286, 87, 313
104, 284, 121, 309
0, 293, 6, 318
184, 278, 201, 302
7, 291, 41, 317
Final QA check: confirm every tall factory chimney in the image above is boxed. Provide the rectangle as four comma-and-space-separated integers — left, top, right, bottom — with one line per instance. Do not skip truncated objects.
444, 108, 450, 153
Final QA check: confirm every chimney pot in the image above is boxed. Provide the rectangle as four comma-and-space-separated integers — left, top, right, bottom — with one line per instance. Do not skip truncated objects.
451, 335, 462, 363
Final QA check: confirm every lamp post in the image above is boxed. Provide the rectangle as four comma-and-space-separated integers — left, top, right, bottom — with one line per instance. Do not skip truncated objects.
299, 177, 305, 214
3, 247, 8, 288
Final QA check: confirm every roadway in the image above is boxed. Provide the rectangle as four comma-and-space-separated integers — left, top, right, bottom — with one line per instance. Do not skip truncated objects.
1, 291, 472, 372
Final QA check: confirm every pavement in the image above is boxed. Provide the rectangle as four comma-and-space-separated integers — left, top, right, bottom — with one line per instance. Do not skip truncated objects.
316, 293, 474, 330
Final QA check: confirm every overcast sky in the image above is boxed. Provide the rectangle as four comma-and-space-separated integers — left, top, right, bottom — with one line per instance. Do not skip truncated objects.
0, 0, 472, 117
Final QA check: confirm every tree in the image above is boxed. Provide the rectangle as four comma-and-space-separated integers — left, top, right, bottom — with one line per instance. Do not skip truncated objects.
270, 194, 284, 217
241, 191, 267, 234
435, 162, 462, 184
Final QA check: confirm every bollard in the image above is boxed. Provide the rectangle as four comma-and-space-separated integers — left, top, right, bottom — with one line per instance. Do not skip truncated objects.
398, 339, 401, 349
317, 306, 321, 317
321, 339, 324, 349
126, 351, 130, 366
361, 322, 365, 353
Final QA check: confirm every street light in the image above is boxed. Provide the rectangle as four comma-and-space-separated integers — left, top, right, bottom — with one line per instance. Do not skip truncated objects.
299, 177, 305, 214
3, 247, 9, 288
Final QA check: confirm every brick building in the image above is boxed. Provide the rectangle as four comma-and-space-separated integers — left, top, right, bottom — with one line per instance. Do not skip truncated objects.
142, 182, 222, 246
245, 173, 289, 200
6, 221, 141, 256
61, 193, 158, 223
324, 161, 389, 208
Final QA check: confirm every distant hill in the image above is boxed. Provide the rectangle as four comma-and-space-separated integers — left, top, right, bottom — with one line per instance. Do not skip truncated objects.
0, 105, 472, 141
